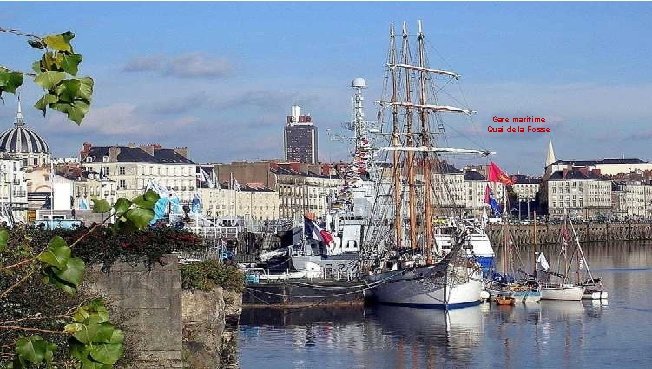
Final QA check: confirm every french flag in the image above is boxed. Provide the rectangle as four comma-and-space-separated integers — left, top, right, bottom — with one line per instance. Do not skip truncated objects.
304, 217, 335, 245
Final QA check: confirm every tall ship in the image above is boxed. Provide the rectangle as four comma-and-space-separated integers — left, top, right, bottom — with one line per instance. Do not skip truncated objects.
362, 21, 492, 309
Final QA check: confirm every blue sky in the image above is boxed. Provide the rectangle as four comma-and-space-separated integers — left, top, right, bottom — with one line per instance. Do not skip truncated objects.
1, 1, 651, 175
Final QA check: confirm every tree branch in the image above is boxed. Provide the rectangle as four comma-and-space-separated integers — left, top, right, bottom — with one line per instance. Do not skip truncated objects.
0, 269, 36, 300
0, 26, 43, 40
0, 325, 62, 335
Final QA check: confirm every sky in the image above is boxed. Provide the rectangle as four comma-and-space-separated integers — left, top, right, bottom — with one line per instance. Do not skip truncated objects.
1, 1, 652, 175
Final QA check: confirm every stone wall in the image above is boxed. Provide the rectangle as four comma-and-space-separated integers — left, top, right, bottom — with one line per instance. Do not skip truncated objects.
486, 222, 652, 246
84, 255, 183, 369
84, 255, 243, 369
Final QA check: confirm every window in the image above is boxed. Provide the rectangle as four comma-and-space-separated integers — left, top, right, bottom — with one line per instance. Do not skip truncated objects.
103, 167, 110, 176
119, 179, 126, 189
119, 167, 126, 175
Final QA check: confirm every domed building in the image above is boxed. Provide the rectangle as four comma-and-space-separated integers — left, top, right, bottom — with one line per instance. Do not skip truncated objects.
0, 99, 51, 168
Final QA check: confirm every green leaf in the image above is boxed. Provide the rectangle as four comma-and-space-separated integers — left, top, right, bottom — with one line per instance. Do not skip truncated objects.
37, 236, 71, 269
34, 71, 66, 89
42, 270, 77, 294
0, 69, 24, 94
15, 336, 57, 364
34, 93, 58, 116
143, 189, 160, 203
108, 329, 124, 344
52, 100, 90, 125
89, 343, 123, 365
92, 198, 112, 213
42, 32, 75, 52
55, 257, 85, 286
0, 228, 8, 252
78, 76, 94, 100
64, 322, 84, 334
131, 195, 157, 210
125, 208, 155, 229
113, 198, 132, 215
61, 53, 83, 75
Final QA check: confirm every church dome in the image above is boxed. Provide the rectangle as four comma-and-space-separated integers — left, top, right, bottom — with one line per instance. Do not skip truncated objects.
0, 99, 50, 154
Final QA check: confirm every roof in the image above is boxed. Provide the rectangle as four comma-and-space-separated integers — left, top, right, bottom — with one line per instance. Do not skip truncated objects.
552, 158, 647, 166
86, 146, 195, 164
548, 169, 604, 181
464, 170, 486, 181
512, 174, 542, 185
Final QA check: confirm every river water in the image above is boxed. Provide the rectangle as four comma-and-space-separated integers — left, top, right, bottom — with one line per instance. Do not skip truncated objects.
237, 242, 652, 369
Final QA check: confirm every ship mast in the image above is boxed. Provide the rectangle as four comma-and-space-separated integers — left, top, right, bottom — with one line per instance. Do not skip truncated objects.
401, 22, 418, 251
416, 20, 434, 263
389, 25, 403, 248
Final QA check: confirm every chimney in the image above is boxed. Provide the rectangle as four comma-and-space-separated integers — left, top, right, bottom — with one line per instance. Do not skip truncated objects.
562, 168, 570, 178
140, 144, 156, 157
174, 147, 189, 159
108, 146, 121, 162
80, 142, 92, 161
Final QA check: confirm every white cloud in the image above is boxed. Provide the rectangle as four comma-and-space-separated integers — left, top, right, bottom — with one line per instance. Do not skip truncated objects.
123, 52, 232, 79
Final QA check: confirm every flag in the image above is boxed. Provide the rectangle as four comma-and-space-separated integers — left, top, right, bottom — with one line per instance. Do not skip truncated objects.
304, 216, 323, 242
488, 162, 515, 185
484, 184, 502, 216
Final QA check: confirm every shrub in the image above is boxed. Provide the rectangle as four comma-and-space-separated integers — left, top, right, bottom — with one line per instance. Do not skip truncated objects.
180, 260, 244, 293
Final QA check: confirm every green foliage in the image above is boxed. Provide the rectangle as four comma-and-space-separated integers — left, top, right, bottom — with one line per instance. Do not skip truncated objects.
0, 228, 8, 252
8, 336, 57, 368
180, 260, 245, 293
66, 299, 124, 367
95, 190, 160, 233
0, 67, 23, 96
37, 236, 85, 295
1, 29, 93, 124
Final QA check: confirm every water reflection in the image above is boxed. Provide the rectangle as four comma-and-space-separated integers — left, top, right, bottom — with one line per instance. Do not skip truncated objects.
238, 243, 651, 369
370, 305, 483, 368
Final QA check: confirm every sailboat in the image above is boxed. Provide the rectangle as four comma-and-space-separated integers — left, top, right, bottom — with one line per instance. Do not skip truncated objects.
363, 21, 491, 309
536, 210, 604, 301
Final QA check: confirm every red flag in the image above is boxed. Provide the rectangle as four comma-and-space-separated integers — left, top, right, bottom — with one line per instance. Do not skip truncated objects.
488, 162, 514, 185
484, 184, 491, 204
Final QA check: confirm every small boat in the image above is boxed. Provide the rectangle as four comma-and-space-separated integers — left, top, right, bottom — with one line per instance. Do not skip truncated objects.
537, 211, 604, 301
540, 283, 584, 301
580, 277, 609, 300
495, 295, 516, 305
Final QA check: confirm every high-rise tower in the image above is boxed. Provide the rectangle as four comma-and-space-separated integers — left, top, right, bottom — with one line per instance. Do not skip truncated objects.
283, 105, 318, 164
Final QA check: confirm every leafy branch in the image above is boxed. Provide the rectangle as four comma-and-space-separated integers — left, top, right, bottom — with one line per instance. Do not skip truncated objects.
0, 191, 161, 368
0, 27, 93, 124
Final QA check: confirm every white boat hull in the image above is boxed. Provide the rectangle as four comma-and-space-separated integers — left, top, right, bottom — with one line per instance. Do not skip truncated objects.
583, 290, 609, 300
368, 266, 482, 309
488, 288, 541, 303
540, 285, 584, 301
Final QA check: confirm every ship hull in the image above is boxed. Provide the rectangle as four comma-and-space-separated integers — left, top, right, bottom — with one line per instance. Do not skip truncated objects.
368, 265, 482, 309
540, 284, 584, 301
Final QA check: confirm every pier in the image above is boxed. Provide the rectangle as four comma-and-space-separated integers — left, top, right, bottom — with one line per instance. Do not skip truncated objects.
486, 222, 652, 245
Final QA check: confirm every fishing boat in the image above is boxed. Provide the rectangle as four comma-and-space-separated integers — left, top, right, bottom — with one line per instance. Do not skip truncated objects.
362, 21, 491, 309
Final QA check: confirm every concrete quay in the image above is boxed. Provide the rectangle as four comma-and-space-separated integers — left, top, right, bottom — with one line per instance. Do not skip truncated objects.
485, 222, 652, 246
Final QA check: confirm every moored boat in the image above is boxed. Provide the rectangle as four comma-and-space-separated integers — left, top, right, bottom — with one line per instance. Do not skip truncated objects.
362, 21, 490, 309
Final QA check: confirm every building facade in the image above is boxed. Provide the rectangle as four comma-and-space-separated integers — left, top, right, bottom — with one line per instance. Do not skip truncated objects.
547, 169, 612, 218
283, 105, 318, 164
79, 143, 196, 203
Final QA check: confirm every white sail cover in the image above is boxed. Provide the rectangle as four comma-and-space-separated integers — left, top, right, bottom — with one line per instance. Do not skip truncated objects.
536, 253, 550, 271
378, 146, 493, 156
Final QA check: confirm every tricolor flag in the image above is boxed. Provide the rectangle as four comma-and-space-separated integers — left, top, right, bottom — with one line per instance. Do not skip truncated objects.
484, 184, 502, 216
488, 162, 515, 186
